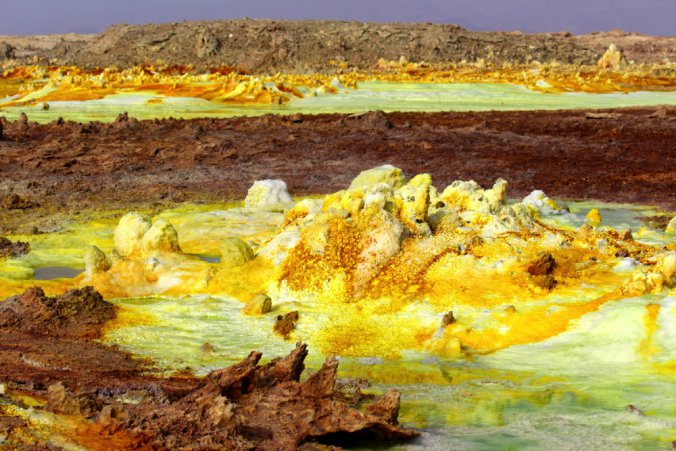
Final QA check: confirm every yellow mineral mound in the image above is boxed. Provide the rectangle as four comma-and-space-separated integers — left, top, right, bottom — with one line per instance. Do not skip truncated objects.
254, 166, 673, 357
245, 179, 294, 210
86, 212, 207, 297
220, 237, 254, 267
585, 208, 603, 226
597, 43, 627, 70
666, 216, 676, 233
80, 170, 674, 359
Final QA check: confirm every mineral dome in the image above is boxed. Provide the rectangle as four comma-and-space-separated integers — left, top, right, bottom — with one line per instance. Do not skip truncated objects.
86, 165, 675, 358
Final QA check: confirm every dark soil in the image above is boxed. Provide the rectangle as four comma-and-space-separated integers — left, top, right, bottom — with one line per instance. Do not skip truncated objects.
0, 106, 674, 233
0, 287, 195, 401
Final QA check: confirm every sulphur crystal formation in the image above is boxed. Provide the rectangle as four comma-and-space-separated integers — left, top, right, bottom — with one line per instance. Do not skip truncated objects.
597, 44, 626, 70
113, 212, 152, 257
585, 208, 603, 226
256, 168, 674, 356
522, 190, 566, 215
140, 219, 182, 254
242, 293, 273, 316
84, 245, 111, 277
245, 179, 293, 210
83, 167, 674, 358
220, 238, 254, 267
349, 164, 406, 190
666, 216, 676, 233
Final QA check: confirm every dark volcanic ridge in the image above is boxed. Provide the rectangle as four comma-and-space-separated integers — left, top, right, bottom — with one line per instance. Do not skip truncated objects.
1, 19, 675, 72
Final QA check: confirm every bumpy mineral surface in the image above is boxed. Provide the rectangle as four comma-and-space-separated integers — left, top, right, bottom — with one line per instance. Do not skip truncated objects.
64, 165, 674, 360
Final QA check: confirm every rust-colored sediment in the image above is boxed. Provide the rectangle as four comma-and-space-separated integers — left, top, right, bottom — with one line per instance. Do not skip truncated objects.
0, 107, 674, 233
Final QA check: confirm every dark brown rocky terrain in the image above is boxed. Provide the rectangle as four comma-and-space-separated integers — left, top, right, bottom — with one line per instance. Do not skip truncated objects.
0, 107, 674, 234
0, 286, 114, 338
1, 19, 674, 71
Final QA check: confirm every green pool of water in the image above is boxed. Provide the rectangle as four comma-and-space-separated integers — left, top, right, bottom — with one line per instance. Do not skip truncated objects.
1, 82, 675, 123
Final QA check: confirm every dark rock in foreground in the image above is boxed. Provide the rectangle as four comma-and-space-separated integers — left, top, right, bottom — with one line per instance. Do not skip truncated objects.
0, 287, 417, 449
92, 343, 418, 449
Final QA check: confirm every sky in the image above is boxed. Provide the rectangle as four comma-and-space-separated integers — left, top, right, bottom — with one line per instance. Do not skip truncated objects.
1, 0, 674, 36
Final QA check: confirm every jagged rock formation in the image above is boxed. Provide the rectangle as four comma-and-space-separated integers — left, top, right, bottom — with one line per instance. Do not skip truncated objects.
59, 343, 419, 449
0, 237, 30, 259
0, 286, 115, 339
0, 286, 418, 449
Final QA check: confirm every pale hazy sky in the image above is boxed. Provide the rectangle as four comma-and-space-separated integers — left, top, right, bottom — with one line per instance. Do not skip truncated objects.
1, 0, 674, 36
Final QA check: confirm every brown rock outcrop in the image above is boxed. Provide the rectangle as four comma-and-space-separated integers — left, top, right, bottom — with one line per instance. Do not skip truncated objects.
527, 252, 557, 276
0, 286, 115, 339
2, 193, 37, 210
97, 343, 418, 449
0, 237, 30, 258
344, 110, 394, 130
274, 311, 300, 338
0, 41, 15, 60
194, 29, 220, 59
526, 252, 558, 290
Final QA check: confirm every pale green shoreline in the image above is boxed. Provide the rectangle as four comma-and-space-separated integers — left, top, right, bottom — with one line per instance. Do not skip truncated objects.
1, 82, 675, 123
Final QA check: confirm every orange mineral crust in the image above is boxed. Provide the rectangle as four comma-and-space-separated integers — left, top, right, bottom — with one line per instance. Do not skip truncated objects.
2, 54, 674, 108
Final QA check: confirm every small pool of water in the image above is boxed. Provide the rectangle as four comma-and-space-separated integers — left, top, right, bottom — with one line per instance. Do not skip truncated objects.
196, 255, 220, 263
33, 266, 82, 280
